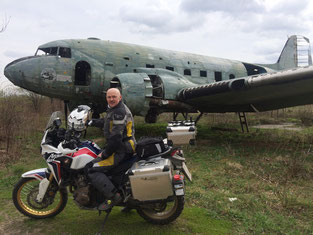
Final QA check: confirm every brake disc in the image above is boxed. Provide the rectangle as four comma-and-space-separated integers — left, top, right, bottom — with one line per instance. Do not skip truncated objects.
26, 186, 53, 209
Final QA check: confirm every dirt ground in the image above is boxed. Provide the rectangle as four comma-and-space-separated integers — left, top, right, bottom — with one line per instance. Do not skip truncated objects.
252, 123, 303, 131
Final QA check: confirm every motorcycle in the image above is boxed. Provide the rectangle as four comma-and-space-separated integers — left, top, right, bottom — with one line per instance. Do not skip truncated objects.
12, 105, 192, 226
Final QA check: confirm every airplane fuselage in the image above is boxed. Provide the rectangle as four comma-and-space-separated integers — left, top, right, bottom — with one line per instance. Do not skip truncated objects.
6, 36, 312, 121
4, 38, 273, 116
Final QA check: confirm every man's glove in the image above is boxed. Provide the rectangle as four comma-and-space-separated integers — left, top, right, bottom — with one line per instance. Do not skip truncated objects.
84, 161, 94, 176
100, 151, 110, 160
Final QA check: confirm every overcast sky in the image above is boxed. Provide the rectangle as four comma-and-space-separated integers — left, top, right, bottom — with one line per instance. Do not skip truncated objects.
1, 0, 313, 86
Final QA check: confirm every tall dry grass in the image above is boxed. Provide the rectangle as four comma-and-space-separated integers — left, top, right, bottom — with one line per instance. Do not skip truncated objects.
1, 83, 313, 166
0, 86, 63, 166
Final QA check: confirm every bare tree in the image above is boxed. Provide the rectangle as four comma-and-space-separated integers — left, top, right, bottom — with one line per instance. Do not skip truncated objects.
0, 94, 21, 152
26, 90, 44, 112
16, 88, 44, 112
0, 14, 10, 33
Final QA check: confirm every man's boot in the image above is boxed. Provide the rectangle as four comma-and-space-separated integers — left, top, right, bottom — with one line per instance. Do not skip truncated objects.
98, 192, 123, 211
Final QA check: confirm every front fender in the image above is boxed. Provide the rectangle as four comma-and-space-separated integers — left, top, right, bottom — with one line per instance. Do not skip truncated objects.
21, 168, 49, 181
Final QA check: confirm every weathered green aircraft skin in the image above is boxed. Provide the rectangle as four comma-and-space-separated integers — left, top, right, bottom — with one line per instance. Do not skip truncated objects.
4, 35, 313, 121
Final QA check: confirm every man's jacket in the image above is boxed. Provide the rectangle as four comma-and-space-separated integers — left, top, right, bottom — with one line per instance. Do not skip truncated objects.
91, 101, 136, 159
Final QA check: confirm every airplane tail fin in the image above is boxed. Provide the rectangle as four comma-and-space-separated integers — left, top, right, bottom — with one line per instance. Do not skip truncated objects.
265, 35, 312, 70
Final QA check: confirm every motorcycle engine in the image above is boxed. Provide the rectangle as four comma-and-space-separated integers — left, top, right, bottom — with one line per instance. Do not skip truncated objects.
73, 175, 90, 206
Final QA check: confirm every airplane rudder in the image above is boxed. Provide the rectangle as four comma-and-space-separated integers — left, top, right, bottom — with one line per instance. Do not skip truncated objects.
277, 35, 312, 70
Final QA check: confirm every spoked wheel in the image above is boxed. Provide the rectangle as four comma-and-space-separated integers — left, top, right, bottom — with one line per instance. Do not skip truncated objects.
12, 178, 68, 219
137, 196, 184, 225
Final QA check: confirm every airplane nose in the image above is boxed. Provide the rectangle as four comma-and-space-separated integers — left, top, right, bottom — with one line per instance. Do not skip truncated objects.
4, 56, 35, 87
4, 63, 12, 78
4, 62, 17, 85
4, 59, 23, 86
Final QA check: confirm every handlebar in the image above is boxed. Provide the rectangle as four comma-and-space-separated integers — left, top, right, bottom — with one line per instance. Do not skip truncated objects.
62, 139, 78, 149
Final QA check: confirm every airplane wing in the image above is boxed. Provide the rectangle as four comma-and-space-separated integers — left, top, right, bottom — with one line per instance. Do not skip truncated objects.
178, 66, 313, 113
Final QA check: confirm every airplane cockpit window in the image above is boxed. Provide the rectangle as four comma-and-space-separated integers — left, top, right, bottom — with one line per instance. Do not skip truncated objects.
50, 47, 58, 55
35, 47, 71, 58
36, 47, 58, 56
59, 47, 71, 58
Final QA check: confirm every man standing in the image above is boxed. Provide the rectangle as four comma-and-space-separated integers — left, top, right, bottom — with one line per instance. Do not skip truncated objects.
88, 88, 136, 210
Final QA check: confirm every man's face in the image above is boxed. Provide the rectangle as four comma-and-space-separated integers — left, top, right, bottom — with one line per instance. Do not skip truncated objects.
106, 88, 122, 108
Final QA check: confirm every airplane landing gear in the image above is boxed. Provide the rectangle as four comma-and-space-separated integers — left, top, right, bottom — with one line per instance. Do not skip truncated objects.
92, 111, 100, 119
64, 100, 69, 128
145, 110, 158, 123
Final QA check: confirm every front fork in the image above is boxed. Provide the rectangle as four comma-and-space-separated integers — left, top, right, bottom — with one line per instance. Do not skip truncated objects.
36, 173, 54, 203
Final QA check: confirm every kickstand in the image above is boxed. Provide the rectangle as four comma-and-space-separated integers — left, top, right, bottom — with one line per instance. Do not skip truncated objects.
95, 208, 112, 235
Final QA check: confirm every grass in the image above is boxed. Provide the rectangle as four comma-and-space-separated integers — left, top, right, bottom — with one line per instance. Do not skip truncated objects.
0, 97, 313, 234
14, 205, 230, 234
183, 127, 313, 234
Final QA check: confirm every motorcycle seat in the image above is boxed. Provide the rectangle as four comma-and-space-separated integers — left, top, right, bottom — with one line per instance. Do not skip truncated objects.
106, 155, 138, 176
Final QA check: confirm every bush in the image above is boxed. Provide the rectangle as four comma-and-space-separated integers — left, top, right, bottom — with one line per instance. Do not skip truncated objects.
298, 111, 313, 126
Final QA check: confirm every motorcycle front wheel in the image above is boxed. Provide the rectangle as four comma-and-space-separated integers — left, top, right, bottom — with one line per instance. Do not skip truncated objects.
12, 178, 68, 219
137, 195, 184, 225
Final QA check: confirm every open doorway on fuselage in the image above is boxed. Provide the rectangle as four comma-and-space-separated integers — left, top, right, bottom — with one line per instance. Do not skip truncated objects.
75, 61, 91, 86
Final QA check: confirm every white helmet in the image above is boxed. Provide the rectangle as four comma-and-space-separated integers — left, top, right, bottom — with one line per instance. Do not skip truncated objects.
68, 105, 91, 131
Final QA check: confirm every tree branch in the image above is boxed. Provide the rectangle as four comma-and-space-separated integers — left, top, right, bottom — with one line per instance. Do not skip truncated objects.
0, 14, 10, 33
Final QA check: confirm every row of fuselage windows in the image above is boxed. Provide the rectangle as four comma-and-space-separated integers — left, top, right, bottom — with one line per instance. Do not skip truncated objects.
38, 48, 234, 81
145, 64, 235, 81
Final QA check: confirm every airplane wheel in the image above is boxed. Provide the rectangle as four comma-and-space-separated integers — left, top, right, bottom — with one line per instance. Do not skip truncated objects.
145, 113, 157, 123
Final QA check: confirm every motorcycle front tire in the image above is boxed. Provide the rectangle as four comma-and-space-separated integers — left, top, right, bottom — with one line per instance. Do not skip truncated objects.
137, 195, 184, 225
12, 177, 68, 219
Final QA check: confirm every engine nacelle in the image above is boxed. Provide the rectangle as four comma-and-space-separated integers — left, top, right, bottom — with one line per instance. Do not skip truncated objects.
110, 73, 152, 116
